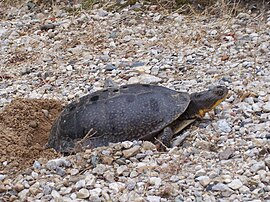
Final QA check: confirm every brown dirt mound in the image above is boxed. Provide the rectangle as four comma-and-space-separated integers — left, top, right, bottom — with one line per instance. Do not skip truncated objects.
0, 98, 64, 175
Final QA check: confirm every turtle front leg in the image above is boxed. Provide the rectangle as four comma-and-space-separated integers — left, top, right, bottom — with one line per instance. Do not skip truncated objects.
156, 127, 174, 150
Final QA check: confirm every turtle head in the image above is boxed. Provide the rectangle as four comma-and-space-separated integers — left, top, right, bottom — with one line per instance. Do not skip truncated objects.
188, 86, 228, 118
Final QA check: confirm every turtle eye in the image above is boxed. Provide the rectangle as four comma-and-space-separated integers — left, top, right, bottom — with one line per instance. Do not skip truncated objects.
216, 89, 224, 96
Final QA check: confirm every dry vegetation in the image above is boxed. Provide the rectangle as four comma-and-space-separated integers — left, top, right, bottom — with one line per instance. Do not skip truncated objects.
1, 0, 269, 14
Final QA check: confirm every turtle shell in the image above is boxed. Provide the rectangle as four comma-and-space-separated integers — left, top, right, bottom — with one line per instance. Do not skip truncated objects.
47, 84, 191, 152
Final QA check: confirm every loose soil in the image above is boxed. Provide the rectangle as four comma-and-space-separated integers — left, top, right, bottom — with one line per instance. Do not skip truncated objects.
0, 99, 64, 176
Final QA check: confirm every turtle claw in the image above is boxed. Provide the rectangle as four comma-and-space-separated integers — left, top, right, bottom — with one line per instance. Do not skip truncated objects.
156, 127, 174, 151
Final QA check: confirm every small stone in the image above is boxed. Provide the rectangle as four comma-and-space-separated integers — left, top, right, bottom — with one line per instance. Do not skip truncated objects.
51, 190, 61, 199
212, 183, 231, 191
0, 184, 7, 193
42, 185, 52, 195
250, 161, 266, 173
29, 186, 40, 195
134, 197, 146, 202
128, 74, 162, 85
237, 12, 250, 19
0, 174, 6, 181
252, 103, 261, 112
265, 156, 270, 167
142, 141, 156, 150
66, 65, 73, 71
196, 176, 211, 187
262, 102, 270, 112
239, 186, 250, 194
105, 64, 117, 71
29, 121, 38, 128
216, 119, 231, 133
31, 171, 38, 178
70, 168, 79, 176
117, 165, 128, 175
195, 169, 206, 177
33, 161, 41, 169
219, 147, 234, 160
109, 182, 125, 192
14, 183, 24, 192
146, 195, 161, 202
55, 167, 66, 176
89, 187, 102, 197
92, 164, 107, 175
222, 175, 232, 183
121, 141, 133, 149
77, 188, 90, 199
75, 180, 86, 190
228, 179, 243, 190
97, 9, 108, 17
21, 67, 31, 75
46, 158, 71, 170
149, 177, 162, 188
18, 189, 29, 200
40, 24, 56, 31
100, 155, 114, 164
123, 145, 141, 158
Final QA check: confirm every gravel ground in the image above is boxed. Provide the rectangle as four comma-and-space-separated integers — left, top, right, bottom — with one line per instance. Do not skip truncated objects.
0, 1, 270, 201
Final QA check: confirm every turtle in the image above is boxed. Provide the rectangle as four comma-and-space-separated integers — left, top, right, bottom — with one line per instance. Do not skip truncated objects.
47, 84, 228, 153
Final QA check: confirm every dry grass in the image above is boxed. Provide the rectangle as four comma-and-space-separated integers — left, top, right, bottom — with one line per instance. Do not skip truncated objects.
1, 0, 268, 14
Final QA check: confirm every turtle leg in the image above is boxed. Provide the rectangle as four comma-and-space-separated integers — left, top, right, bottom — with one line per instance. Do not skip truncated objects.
156, 127, 174, 150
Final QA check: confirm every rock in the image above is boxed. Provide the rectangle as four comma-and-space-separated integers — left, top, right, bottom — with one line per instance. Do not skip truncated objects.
0, 174, 6, 181
216, 119, 231, 133
66, 65, 73, 71
14, 183, 24, 192
70, 168, 79, 176
128, 74, 162, 85
239, 186, 250, 194
228, 179, 243, 190
77, 188, 90, 199
46, 158, 71, 170
109, 182, 125, 192
55, 167, 66, 176
219, 147, 234, 160
51, 190, 61, 198
105, 64, 117, 71
142, 141, 156, 150
116, 165, 128, 175
33, 161, 41, 170
89, 187, 102, 197
123, 146, 141, 158
29, 120, 38, 128
262, 102, 270, 112
18, 189, 29, 200
21, 67, 31, 75
121, 141, 133, 149
0, 28, 8, 38
75, 180, 86, 189
250, 161, 266, 173
237, 12, 250, 19
211, 183, 231, 192
40, 24, 56, 31
149, 177, 162, 188
0, 184, 7, 193
265, 156, 270, 167
92, 164, 107, 175
196, 176, 211, 187
100, 155, 114, 164
146, 195, 161, 202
